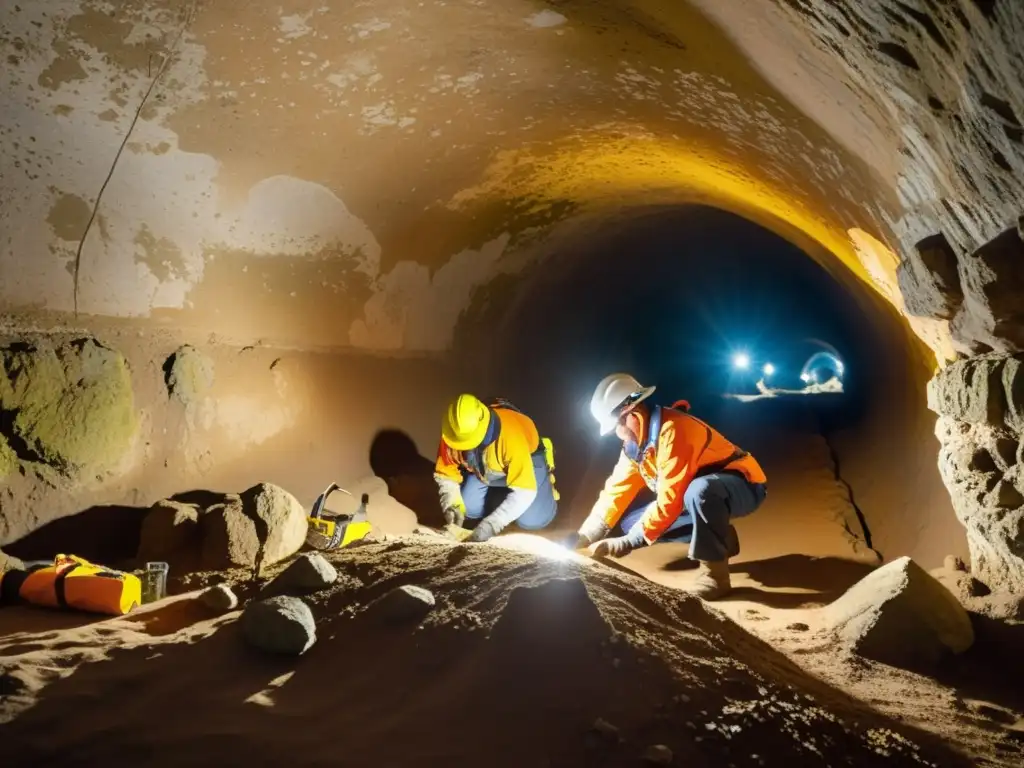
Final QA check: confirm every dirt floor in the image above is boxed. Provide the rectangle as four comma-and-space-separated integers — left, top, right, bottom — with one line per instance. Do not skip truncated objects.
0, 531, 1021, 767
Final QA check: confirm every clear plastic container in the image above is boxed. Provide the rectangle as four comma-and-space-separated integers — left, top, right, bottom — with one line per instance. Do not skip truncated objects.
142, 561, 169, 604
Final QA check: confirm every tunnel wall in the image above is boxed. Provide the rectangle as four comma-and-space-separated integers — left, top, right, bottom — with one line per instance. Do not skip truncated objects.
1, 0, 974, 360
458, 205, 963, 568
0, 324, 451, 547
2, 0, 1023, 578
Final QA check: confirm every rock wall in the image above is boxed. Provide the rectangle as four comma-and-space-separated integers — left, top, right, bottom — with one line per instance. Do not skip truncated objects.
0, 324, 451, 548
929, 353, 1024, 593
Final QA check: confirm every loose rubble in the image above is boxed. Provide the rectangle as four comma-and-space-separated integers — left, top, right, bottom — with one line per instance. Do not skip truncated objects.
200, 584, 238, 612
375, 585, 436, 623
240, 596, 316, 656
271, 554, 338, 592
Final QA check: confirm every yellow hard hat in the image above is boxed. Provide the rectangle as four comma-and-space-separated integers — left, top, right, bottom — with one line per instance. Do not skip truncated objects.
442, 394, 491, 450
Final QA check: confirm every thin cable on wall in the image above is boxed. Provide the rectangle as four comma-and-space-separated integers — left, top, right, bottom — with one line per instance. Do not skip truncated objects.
72, 1, 201, 316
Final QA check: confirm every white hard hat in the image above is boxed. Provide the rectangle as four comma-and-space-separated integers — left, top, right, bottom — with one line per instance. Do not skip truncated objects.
590, 373, 656, 436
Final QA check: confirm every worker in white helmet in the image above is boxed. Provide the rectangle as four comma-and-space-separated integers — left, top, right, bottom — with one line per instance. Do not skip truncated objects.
572, 373, 768, 599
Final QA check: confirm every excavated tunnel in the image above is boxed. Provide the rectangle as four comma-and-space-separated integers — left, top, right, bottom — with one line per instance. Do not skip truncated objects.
456, 204, 956, 566
1, 0, 1023, 596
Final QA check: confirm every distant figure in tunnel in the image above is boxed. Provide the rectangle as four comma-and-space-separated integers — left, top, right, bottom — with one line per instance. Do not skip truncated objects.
573, 373, 767, 600
434, 394, 559, 542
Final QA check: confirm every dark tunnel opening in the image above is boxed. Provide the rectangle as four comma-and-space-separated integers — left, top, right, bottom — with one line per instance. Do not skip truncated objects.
455, 205, 961, 567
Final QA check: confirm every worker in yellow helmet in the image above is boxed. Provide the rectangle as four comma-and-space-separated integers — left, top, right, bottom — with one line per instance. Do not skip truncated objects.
434, 394, 559, 542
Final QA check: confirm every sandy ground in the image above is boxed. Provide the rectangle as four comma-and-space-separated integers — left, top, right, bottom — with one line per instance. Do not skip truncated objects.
0, 426, 1016, 767
0, 531, 1021, 768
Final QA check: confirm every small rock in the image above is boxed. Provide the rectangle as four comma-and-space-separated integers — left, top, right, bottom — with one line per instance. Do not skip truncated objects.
944, 555, 968, 573
376, 585, 435, 622
241, 596, 316, 655
590, 717, 620, 741
786, 622, 810, 632
200, 584, 238, 611
643, 744, 673, 765
272, 553, 338, 591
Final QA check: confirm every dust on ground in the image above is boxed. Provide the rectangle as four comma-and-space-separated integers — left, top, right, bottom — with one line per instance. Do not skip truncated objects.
0, 534, 1020, 767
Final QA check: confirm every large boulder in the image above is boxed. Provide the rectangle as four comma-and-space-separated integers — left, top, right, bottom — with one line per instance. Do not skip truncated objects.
137, 501, 200, 563
241, 596, 316, 656
927, 355, 1007, 424
0, 338, 137, 476
897, 232, 962, 321
239, 483, 307, 567
200, 498, 260, 570
824, 557, 974, 671
952, 226, 1024, 353
200, 484, 306, 571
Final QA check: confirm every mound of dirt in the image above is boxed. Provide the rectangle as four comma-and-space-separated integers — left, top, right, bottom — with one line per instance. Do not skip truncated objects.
0, 536, 972, 767
823, 556, 974, 671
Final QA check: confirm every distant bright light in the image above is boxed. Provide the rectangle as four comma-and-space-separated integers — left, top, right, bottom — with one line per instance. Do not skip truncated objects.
800, 373, 811, 383
732, 352, 750, 370
763, 363, 775, 376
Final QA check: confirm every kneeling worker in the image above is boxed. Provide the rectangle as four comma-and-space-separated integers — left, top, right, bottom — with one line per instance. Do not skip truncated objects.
573, 373, 767, 599
434, 394, 559, 543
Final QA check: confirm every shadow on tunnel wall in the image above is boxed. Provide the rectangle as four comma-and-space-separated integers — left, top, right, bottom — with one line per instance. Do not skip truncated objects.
4, 504, 148, 566
369, 429, 446, 528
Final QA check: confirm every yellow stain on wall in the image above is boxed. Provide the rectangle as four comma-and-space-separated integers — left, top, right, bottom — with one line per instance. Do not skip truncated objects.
449, 132, 953, 365
450, 134, 872, 284
848, 227, 955, 367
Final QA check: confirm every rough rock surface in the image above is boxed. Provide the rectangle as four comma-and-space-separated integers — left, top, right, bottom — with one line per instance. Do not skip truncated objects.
239, 483, 307, 568
200, 584, 239, 612
137, 501, 200, 563
952, 226, 1024, 354
197, 484, 305, 571
376, 584, 435, 622
164, 345, 215, 405
897, 232, 962, 321
241, 596, 316, 656
271, 553, 338, 592
929, 354, 1024, 592
0, 338, 136, 477
199, 498, 260, 570
0, 435, 16, 482
825, 556, 974, 671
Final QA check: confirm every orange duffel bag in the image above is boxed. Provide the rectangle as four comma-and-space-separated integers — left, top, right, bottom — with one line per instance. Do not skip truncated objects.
0, 554, 141, 616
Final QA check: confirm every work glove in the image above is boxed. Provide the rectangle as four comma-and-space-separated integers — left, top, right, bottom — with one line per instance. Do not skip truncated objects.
443, 502, 466, 529
588, 526, 647, 559
588, 536, 636, 559
563, 532, 594, 551
467, 519, 498, 543
578, 519, 611, 546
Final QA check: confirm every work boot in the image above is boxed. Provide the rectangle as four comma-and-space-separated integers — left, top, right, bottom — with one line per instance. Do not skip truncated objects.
687, 560, 731, 600
725, 524, 740, 559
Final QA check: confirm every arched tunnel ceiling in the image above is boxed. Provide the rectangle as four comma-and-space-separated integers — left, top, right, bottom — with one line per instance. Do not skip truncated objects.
1, 0, 1021, 358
